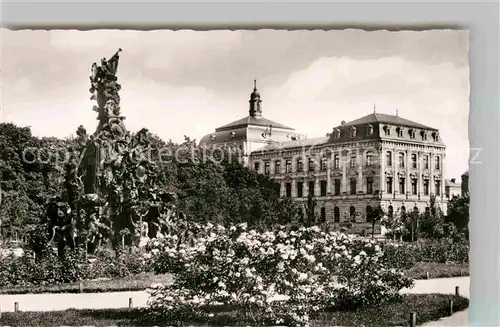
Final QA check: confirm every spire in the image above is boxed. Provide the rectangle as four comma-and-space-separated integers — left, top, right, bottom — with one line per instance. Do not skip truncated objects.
249, 79, 262, 117
396, 109, 399, 117
373, 102, 376, 113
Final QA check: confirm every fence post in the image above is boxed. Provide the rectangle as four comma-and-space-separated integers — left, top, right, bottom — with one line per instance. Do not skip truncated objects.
409, 312, 417, 327
79, 281, 84, 293
449, 299, 454, 315
455, 286, 460, 296
128, 297, 133, 308
14, 302, 19, 312
426, 271, 430, 279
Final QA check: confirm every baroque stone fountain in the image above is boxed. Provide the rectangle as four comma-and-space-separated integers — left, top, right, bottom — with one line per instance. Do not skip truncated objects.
47, 49, 179, 256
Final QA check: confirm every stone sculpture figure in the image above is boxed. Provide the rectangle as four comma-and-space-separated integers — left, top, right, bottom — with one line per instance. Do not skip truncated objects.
47, 48, 186, 254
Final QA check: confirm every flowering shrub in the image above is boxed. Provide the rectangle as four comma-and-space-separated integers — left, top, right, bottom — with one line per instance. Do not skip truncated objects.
146, 223, 414, 326
0, 246, 151, 288
0, 248, 90, 287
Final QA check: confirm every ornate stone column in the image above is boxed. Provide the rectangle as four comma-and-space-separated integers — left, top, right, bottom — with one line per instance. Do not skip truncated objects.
327, 161, 332, 194
280, 180, 285, 197
379, 146, 385, 194
406, 149, 411, 197
357, 150, 363, 194
429, 152, 434, 195
394, 148, 399, 196
341, 151, 347, 194
418, 151, 423, 199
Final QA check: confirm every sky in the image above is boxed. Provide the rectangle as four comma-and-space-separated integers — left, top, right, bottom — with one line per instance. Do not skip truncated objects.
1, 29, 469, 179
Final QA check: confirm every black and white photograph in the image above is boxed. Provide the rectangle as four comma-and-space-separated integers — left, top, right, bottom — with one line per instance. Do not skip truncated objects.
1, 28, 470, 326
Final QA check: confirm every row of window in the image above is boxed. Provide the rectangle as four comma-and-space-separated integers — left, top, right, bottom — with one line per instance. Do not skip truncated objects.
299, 204, 432, 224
385, 177, 441, 196
330, 125, 440, 142
255, 152, 441, 175
386, 151, 440, 170
280, 177, 441, 198
383, 126, 440, 142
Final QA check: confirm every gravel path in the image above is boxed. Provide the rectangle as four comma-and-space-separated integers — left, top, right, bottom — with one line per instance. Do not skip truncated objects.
0, 276, 470, 327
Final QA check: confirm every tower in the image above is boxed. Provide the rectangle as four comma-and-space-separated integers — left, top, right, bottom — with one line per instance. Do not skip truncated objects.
249, 79, 262, 117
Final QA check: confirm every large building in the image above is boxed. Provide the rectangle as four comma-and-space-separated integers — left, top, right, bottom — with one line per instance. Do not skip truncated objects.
445, 178, 462, 200
201, 83, 448, 224
199, 80, 304, 163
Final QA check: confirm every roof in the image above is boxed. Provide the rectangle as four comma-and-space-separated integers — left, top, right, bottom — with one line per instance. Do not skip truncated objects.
216, 116, 294, 132
340, 113, 437, 130
252, 136, 329, 154
445, 179, 461, 187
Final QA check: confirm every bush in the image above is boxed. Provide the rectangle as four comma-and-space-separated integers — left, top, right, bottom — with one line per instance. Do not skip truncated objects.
88, 247, 151, 279
0, 246, 150, 288
380, 242, 420, 270
145, 223, 414, 327
381, 235, 469, 267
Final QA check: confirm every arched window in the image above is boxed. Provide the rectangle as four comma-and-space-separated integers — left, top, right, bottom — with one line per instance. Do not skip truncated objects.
320, 207, 326, 223
388, 205, 394, 219
366, 205, 373, 222
334, 206, 340, 223
350, 206, 356, 219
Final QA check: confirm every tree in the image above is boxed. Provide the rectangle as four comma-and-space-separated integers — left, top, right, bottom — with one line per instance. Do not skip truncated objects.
369, 206, 385, 239
304, 194, 318, 227
446, 194, 469, 236
417, 196, 446, 239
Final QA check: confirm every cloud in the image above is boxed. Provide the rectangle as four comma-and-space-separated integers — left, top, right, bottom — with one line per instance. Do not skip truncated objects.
1, 29, 469, 178
262, 55, 469, 178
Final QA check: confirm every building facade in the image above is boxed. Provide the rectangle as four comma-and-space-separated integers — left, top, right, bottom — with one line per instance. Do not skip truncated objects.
201, 83, 448, 225
199, 81, 304, 164
445, 178, 462, 200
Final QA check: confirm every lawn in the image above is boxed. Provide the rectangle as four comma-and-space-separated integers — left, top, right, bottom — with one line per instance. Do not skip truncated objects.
0, 294, 469, 327
0, 273, 173, 295
405, 262, 469, 280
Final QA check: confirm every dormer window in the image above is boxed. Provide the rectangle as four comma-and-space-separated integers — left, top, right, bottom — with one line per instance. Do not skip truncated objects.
421, 130, 428, 141
229, 131, 236, 139
333, 128, 341, 140
366, 124, 374, 136
383, 125, 391, 136
432, 132, 440, 142
409, 129, 416, 139
350, 126, 357, 138
396, 126, 404, 138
